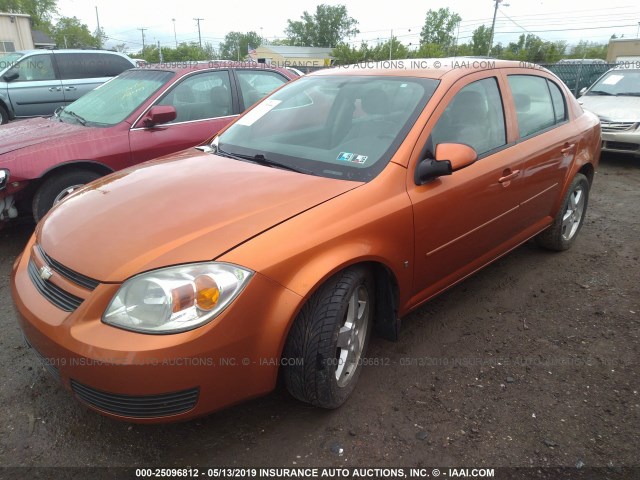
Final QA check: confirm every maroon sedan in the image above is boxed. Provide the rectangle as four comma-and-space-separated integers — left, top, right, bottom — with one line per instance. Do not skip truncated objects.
0, 62, 297, 223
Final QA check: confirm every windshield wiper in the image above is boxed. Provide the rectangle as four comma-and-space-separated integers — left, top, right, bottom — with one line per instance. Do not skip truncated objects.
587, 90, 613, 96
217, 148, 312, 175
63, 109, 88, 126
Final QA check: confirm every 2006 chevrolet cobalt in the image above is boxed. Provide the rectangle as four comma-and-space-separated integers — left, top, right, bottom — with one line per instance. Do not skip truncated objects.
11, 59, 601, 422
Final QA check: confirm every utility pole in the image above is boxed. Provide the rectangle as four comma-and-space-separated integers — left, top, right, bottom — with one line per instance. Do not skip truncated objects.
389, 29, 393, 60
172, 19, 177, 48
95, 6, 102, 48
138, 28, 147, 50
194, 18, 204, 48
158, 40, 163, 62
488, 0, 501, 57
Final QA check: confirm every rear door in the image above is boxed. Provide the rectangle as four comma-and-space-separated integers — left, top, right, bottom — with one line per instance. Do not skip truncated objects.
128, 69, 238, 163
505, 73, 580, 225
5, 53, 63, 117
56, 52, 134, 104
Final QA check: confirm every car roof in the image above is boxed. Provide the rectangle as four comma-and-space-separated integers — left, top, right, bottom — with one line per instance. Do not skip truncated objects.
134, 61, 296, 77
15, 49, 131, 56
310, 57, 550, 79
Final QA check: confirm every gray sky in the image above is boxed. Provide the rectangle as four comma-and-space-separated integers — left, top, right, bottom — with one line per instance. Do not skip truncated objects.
56, 0, 640, 53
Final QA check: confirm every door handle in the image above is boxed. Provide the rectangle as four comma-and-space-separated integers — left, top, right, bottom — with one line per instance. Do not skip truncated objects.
499, 169, 520, 183
49, 87, 62, 92
64, 86, 77, 91
561, 143, 575, 157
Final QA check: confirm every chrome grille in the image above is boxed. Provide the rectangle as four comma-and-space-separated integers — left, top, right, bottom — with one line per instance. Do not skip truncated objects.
37, 245, 99, 291
600, 120, 638, 132
71, 380, 199, 418
28, 259, 83, 312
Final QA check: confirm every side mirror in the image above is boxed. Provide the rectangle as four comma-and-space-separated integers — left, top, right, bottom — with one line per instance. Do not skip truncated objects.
3, 71, 19, 82
578, 87, 587, 97
435, 143, 477, 171
141, 105, 176, 128
414, 143, 477, 186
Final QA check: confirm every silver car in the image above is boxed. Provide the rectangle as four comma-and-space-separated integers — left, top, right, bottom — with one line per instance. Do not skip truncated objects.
578, 66, 640, 157
0, 50, 136, 124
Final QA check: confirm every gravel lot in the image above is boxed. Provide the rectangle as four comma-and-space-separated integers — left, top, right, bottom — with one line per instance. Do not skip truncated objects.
0, 154, 638, 474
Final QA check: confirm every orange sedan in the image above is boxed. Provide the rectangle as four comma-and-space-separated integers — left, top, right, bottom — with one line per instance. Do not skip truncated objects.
11, 59, 601, 422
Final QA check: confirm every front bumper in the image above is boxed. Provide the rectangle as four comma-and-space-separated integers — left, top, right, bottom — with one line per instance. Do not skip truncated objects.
601, 129, 640, 156
11, 235, 302, 423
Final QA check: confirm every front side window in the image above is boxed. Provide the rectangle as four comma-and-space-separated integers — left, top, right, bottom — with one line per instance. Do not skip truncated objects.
217, 75, 439, 182
431, 77, 506, 156
508, 75, 556, 138
157, 70, 232, 123
9, 54, 55, 82
58, 70, 174, 127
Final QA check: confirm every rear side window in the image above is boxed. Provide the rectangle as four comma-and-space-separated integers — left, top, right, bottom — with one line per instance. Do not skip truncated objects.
431, 77, 506, 156
508, 75, 558, 138
548, 80, 566, 124
236, 70, 288, 109
56, 53, 133, 80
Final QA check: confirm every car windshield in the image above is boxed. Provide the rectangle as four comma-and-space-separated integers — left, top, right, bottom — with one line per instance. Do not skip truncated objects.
57, 69, 174, 127
217, 75, 439, 182
586, 70, 640, 96
0, 52, 24, 73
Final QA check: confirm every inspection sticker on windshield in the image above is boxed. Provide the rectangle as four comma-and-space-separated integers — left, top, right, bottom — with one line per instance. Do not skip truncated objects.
237, 99, 281, 126
337, 152, 368, 164
602, 75, 623, 85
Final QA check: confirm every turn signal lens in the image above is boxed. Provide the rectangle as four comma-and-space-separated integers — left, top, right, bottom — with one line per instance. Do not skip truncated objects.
195, 275, 220, 311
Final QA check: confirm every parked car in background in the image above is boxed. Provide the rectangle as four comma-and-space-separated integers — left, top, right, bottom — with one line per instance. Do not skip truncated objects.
0, 49, 137, 124
11, 59, 600, 422
578, 65, 640, 157
0, 62, 297, 223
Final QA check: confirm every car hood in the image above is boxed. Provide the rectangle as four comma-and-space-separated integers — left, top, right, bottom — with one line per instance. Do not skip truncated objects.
579, 95, 640, 121
38, 151, 361, 282
0, 117, 86, 155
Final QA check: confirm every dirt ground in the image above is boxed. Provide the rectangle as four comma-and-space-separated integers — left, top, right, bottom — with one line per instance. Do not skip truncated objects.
0, 154, 638, 473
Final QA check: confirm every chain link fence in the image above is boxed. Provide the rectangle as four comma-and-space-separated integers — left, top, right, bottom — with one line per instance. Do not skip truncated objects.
540, 63, 616, 96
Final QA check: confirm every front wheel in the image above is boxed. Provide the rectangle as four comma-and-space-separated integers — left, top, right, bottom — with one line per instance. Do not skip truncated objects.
32, 170, 102, 223
282, 266, 374, 409
535, 173, 590, 251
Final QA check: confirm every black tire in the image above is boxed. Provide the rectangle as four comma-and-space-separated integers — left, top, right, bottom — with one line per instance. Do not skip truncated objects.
282, 266, 374, 409
32, 170, 102, 223
535, 173, 590, 251
0, 105, 8, 125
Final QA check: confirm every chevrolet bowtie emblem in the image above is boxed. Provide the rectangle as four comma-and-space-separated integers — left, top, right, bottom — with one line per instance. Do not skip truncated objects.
39, 265, 53, 281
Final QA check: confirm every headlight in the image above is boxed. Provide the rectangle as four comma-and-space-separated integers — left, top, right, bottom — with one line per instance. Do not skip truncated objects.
0, 169, 9, 190
103, 262, 253, 334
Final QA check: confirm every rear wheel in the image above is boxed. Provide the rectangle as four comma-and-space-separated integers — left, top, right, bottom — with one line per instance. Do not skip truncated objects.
32, 170, 102, 223
0, 105, 8, 125
535, 173, 590, 251
283, 266, 374, 408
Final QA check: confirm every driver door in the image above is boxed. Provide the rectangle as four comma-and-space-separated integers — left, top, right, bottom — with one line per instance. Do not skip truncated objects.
407, 73, 528, 305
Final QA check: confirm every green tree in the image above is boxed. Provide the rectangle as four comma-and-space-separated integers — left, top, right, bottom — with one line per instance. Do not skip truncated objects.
419, 7, 461, 51
331, 42, 369, 65
369, 37, 409, 61
219, 31, 262, 60
50, 16, 100, 48
569, 41, 607, 60
0, 0, 57, 31
470, 25, 492, 56
285, 4, 359, 47
135, 42, 215, 63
